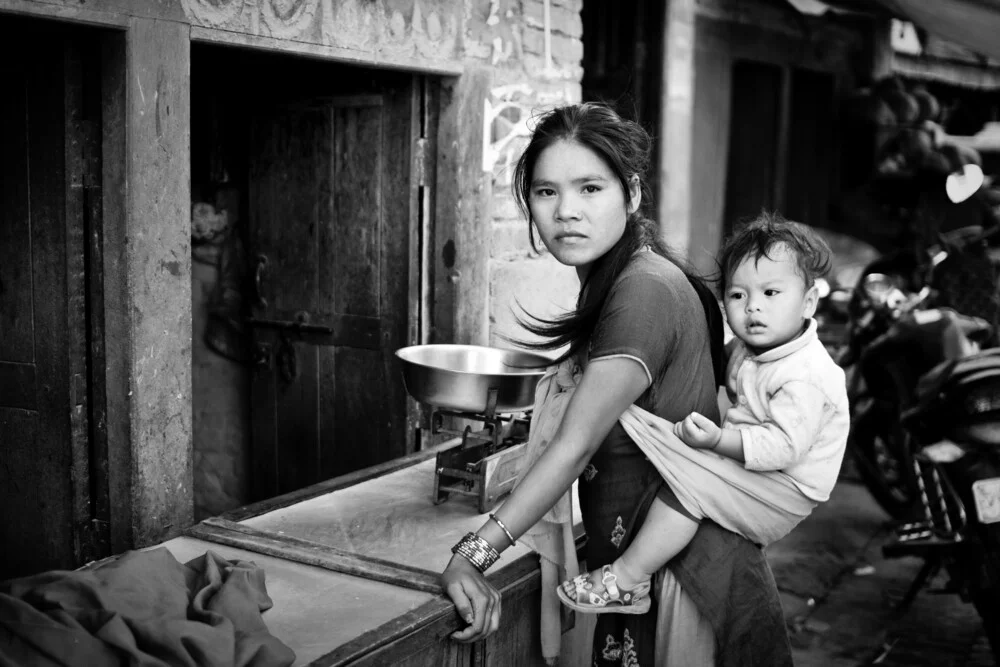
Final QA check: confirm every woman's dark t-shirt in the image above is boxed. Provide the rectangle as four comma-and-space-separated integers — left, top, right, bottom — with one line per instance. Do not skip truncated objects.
588, 249, 721, 435
579, 249, 792, 667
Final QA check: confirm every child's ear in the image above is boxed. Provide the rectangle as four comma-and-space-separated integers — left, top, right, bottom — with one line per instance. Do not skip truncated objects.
803, 284, 819, 318
627, 175, 642, 214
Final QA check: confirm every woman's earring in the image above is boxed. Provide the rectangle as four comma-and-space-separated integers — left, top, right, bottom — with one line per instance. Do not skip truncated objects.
628, 175, 642, 214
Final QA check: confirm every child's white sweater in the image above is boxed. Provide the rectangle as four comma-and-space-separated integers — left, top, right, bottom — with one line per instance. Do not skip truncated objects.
723, 318, 850, 503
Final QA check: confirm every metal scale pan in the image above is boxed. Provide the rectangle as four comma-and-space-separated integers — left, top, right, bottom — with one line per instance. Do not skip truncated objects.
395, 344, 551, 512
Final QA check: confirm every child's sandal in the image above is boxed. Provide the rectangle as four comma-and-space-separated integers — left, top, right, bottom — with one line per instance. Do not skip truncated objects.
556, 564, 651, 615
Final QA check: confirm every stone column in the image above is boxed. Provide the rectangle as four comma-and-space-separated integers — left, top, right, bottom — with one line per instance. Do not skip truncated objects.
120, 17, 193, 547
434, 66, 493, 346
658, 0, 697, 257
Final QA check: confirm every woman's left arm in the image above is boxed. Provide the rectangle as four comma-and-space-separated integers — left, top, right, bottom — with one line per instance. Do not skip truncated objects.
493, 356, 649, 536
443, 355, 649, 642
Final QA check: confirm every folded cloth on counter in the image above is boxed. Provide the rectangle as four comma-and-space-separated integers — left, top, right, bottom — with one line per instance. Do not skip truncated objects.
0, 547, 295, 667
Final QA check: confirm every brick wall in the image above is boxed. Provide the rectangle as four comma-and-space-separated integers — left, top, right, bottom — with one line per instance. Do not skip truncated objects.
476, 0, 586, 347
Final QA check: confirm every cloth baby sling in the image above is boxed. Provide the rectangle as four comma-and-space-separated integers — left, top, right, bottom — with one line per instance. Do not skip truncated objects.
514, 358, 814, 662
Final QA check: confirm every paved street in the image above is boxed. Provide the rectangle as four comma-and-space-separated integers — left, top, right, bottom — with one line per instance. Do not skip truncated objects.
769, 466, 995, 666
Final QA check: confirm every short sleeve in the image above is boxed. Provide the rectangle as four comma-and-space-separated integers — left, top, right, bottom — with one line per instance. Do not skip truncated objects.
588, 270, 681, 386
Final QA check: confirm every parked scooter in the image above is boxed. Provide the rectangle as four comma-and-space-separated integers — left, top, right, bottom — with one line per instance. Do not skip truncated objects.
821, 246, 1000, 657
823, 225, 1000, 661
828, 223, 998, 518
884, 335, 1000, 663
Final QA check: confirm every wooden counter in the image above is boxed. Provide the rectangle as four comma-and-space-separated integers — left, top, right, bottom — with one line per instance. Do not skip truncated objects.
168, 444, 591, 666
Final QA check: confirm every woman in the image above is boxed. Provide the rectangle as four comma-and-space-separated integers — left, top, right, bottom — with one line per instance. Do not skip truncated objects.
440, 103, 791, 666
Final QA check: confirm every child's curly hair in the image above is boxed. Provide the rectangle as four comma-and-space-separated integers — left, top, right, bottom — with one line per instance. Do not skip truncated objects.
719, 211, 832, 294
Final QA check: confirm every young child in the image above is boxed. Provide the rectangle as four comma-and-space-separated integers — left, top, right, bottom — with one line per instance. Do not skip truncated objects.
557, 212, 850, 614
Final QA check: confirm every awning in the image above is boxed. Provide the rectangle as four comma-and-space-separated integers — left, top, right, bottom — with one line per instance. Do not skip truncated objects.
787, 0, 1000, 61
786, 0, 1000, 87
872, 0, 1000, 61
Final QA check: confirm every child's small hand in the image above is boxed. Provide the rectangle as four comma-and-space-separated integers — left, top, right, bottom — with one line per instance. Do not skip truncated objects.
673, 412, 722, 450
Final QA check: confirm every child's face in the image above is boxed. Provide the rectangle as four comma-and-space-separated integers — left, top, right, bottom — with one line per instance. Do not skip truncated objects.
724, 244, 818, 353
529, 139, 640, 280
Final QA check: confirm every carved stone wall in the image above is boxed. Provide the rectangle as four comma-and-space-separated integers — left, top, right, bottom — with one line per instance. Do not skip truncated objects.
180, 0, 461, 68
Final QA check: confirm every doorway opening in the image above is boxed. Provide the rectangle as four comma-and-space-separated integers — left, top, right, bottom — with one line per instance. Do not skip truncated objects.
190, 44, 438, 517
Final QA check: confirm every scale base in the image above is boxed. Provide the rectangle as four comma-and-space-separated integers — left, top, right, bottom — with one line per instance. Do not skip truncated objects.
433, 439, 529, 514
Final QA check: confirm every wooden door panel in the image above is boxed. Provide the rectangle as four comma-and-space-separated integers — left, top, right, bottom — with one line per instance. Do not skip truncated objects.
376, 84, 417, 461
251, 104, 329, 312
723, 60, 782, 232
784, 69, 836, 228
0, 54, 35, 395
329, 348, 390, 476
329, 98, 383, 319
0, 25, 111, 578
0, 38, 78, 578
0, 126, 34, 369
0, 363, 36, 411
275, 341, 320, 493
250, 81, 418, 500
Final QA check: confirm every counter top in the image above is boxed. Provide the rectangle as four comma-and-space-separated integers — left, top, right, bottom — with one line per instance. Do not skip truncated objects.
240, 457, 539, 572
174, 444, 584, 666
158, 536, 432, 667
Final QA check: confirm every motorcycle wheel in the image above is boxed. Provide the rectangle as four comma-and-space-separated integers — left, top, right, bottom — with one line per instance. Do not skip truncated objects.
971, 522, 1000, 664
972, 590, 1000, 665
849, 397, 919, 519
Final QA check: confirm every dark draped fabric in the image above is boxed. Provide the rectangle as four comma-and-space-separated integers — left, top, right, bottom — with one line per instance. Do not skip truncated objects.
0, 548, 295, 667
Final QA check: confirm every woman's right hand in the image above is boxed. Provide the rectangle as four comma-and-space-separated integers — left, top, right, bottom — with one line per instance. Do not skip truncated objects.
441, 554, 502, 642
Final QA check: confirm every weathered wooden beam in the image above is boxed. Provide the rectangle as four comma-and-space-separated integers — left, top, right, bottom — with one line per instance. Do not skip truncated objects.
309, 551, 542, 666
122, 16, 193, 547
433, 66, 492, 346
189, 26, 463, 76
0, 0, 464, 75
0, 0, 182, 26
219, 439, 456, 523
188, 517, 443, 594
101, 28, 131, 555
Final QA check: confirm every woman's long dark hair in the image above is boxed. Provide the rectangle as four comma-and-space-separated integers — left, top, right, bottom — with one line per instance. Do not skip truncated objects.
510, 103, 725, 384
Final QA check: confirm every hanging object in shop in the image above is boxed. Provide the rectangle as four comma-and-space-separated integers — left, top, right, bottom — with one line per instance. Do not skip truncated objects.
890, 18, 923, 55
946, 163, 985, 203
843, 72, 993, 186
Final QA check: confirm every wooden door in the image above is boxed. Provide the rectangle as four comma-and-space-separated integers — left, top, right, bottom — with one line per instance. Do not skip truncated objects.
722, 60, 783, 233
248, 80, 426, 500
0, 22, 107, 579
784, 69, 837, 228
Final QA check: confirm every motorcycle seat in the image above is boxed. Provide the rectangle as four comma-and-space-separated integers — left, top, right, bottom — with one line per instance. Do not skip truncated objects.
903, 348, 1000, 437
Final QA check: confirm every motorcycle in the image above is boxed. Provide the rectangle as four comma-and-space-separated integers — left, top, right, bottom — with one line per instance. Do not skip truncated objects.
829, 224, 1000, 519
822, 226, 1000, 661
883, 339, 1000, 663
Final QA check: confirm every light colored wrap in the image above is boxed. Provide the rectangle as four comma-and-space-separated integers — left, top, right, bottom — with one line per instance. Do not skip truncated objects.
511, 358, 815, 661
510, 359, 582, 662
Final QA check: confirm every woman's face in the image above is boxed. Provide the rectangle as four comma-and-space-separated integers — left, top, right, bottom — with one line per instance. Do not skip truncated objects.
528, 139, 639, 280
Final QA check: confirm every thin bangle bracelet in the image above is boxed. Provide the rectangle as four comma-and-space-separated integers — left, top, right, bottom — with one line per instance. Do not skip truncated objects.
489, 513, 516, 547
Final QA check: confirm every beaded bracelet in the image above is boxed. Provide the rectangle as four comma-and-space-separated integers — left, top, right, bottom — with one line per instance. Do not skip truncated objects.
451, 532, 500, 573
489, 513, 516, 547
